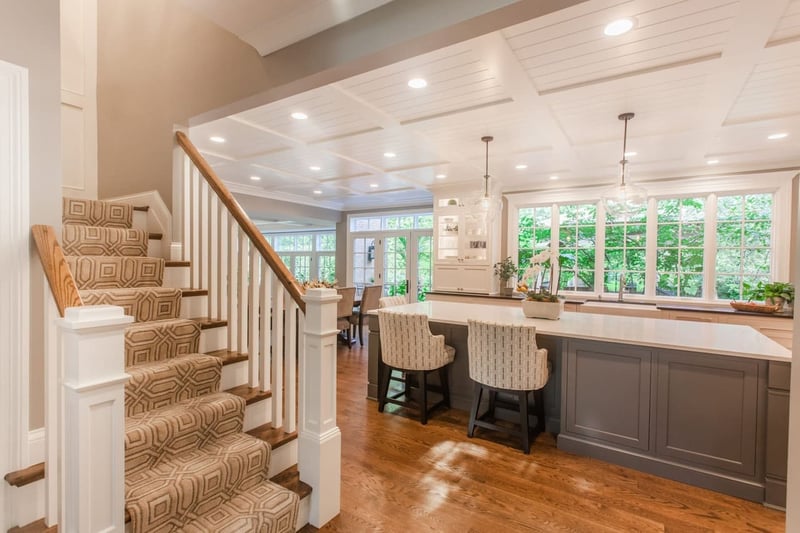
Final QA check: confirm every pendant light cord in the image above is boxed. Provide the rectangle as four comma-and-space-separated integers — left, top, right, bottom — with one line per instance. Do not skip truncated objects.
481, 136, 493, 198
618, 113, 634, 186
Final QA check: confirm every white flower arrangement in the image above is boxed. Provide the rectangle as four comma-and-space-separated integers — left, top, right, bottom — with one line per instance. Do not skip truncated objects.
519, 249, 561, 302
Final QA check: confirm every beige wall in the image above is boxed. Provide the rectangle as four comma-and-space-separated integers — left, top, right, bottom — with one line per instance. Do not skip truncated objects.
97, 0, 276, 207
0, 0, 62, 428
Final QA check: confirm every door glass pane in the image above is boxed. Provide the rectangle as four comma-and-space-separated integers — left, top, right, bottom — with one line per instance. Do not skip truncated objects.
416, 235, 432, 301
352, 237, 376, 287
383, 236, 407, 297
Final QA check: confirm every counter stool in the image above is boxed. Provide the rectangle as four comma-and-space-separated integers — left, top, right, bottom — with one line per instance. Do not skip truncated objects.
377, 310, 455, 424
466, 319, 549, 453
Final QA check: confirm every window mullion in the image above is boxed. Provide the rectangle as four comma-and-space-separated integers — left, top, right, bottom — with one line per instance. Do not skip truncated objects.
644, 197, 658, 298
704, 193, 718, 301
595, 200, 606, 296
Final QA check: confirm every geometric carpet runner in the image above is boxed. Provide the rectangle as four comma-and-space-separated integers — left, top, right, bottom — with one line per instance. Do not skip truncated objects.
62, 197, 298, 532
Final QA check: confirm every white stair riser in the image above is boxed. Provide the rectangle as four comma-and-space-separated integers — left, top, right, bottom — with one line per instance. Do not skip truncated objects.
268, 440, 298, 479
221, 360, 248, 391
132, 210, 148, 231
295, 494, 310, 532
180, 294, 207, 319
199, 325, 226, 353
6, 479, 45, 528
163, 265, 190, 289
243, 396, 272, 432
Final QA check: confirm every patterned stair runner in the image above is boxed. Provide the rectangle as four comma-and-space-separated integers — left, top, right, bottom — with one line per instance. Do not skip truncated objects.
62, 197, 298, 532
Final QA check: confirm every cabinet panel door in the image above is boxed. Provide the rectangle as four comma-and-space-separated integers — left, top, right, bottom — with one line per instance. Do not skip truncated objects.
565, 341, 653, 451
766, 389, 789, 479
655, 351, 763, 477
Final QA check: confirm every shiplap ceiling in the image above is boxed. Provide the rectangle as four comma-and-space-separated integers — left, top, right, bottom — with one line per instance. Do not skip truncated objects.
189, 0, 800, 213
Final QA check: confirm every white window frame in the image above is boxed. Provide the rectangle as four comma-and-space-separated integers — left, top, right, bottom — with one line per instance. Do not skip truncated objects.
262, 230, 336, 283
506, 172, 794, 303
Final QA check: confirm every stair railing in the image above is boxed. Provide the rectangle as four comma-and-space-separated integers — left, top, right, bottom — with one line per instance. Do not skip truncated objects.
174, 131, 341, 527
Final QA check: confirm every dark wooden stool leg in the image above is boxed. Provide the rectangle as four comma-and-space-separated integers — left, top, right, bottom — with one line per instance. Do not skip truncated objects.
439, 366, 451, 408
378, 363, 392, 412
420, 371, 428, 425
468, 382, 483, 437
534, 388, 545, 433
488, 390, 497, 419
358, 314, 364, 345
519, 390, 530, 454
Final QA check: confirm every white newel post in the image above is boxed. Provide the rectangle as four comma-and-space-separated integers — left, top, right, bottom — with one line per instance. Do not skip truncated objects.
299, 288, 341, 527
57, 305, 132, 533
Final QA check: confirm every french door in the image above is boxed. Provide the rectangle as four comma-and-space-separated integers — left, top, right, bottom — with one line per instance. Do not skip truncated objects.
351, 230, 432, 302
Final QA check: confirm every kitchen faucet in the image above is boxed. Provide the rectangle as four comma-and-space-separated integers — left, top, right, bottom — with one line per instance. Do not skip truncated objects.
618, 272, 626, 302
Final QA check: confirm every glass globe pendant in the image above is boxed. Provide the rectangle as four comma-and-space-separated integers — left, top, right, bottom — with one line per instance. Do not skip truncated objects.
473, 135, 503, 220
602, 113, 647, 221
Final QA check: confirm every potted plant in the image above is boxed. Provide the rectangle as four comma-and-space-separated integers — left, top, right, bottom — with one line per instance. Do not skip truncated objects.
518, 249, 564, 319
493, 256, 518, 296
764, 281, 794, 312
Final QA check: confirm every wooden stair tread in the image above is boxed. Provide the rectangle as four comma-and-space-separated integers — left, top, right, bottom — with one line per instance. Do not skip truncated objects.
225, 384, 272, 405
8, 519, 57, 533
165, 260, 190, 267
206, 349, 248, 365
132, 205, 149, 212
4, 462, 44, 487
181, 288, 208, 297
271, 465, 312, 500
189, 317, 227, 329
246, 423, 298, 450
148, 232, 163, 240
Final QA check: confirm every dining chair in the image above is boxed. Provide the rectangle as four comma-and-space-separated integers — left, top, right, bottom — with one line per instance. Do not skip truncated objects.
350, 284, 382, 345
466, 319, 549, 453
336, 287, 356, 347
378, 295, 406, 308
377, 310, 455, 424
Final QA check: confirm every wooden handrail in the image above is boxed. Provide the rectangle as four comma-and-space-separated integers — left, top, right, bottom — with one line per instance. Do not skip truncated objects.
175, 131, 306, 313
32, 225, 82, 317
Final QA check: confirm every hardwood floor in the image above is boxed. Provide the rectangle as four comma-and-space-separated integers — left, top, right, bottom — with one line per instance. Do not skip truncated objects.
302, 338, 785, 532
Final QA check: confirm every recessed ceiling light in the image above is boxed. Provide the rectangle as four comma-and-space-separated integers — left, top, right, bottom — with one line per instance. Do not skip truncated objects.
624, 151, 637, 157
309, 165, 321, 171
209, 136, 226, 143
706, 159, 719, 165
549, 175, 559, 180
408, 78, 428, 89
291, 112, 308, 120
312, 189, 323, 195
435, 174, 447, 179
515, 164, 528, 170
383, 152, 397, 158
369, 183, 379, 188
250, 176, 261, 181
604, 18, 634, 36
767, 132, 788, 140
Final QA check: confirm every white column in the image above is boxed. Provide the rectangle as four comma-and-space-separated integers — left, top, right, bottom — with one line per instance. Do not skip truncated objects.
298, 288, 341, 527
58, 305, 132, 533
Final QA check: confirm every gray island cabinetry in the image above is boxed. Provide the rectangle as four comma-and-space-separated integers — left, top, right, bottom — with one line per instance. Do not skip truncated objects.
367, 301, 791, 506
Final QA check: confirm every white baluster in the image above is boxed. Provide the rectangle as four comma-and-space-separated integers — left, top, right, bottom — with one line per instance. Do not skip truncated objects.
286, 294, 298, 434
197, 181, 207, 289
271, 273, 284, 429
216, 198, 226, 320
207, 190, 217, 317
227, 214, 238, 352
248, 249, 259, 388
237, 230, 249, 357
181, 155, 191, 262
259, 262, 271, 392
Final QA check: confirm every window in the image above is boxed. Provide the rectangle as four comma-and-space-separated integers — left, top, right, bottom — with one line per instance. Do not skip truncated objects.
604, 204, 646, 295
263, 230, 335, 283
350, 213, 433, 232
715, 193, 772, 300
656, 198, 705, 298
559, 204, 596, 292
517, 206, 552, 269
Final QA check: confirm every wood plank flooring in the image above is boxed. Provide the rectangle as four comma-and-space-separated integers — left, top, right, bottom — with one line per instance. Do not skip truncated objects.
302, 339, 785, 532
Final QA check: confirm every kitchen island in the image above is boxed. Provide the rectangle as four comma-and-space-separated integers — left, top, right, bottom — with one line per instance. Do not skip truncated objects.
367, 301, 792, 506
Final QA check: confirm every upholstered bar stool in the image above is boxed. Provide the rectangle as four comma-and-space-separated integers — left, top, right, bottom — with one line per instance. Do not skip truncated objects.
377, 310, 455, 424
336, 286, 356, 347
378, 295, 406, 308
466, 319, 549, 453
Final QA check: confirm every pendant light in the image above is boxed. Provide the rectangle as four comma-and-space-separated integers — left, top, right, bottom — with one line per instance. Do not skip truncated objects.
473, 135, 503, 219
602, 113, 647, 221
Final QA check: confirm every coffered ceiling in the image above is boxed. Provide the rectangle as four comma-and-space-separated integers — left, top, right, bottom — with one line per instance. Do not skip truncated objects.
189, 0, 800, 214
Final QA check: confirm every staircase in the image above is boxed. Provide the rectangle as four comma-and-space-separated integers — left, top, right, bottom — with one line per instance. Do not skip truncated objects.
61, 197, 302, 532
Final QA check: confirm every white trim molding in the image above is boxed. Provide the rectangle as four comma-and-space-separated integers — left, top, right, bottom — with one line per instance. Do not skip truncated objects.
0, 59, 30, 532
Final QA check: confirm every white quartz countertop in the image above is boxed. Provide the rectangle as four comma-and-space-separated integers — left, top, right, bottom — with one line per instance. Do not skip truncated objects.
377, 301, 791, 362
